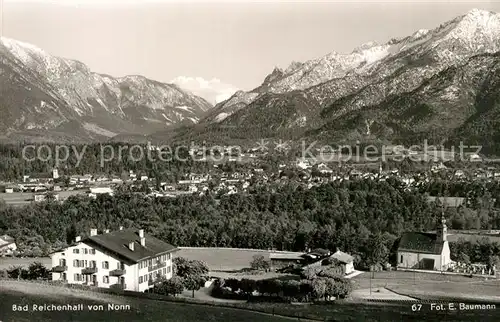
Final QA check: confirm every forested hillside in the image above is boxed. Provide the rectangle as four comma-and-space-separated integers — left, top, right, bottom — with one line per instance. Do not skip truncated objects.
2, 180, 500, 268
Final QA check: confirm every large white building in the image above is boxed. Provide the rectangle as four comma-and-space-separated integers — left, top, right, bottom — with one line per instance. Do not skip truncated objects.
50, 228, 178, 292
397, 215, 451, 271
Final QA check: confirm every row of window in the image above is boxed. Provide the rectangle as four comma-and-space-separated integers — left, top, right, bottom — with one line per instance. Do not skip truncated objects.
73, 260, 97, 268
72, 248, 96, 255
73, 274, 111, 284
138, 253, 171, 269
71, 260, 124, 269
138, 266, 171, 284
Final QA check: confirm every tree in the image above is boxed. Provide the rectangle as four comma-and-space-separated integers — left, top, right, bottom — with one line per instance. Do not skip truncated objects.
250, 255, 270, 271
456, 252, 471, 265
27, 261, 50, 280
66, 223, 78, 245
7, 265, 26, 280
173, 257, 209, 278
311, 278, 327, 300
155, 276, 184, 296
183, 275, 206, 298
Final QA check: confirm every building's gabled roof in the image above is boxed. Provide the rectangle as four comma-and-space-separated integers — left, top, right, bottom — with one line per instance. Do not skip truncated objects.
0, 235, 15, 247
83, 229, 178, 264
330, 250, 354, 264
269, 253, 305, 261
398, 232, 443, 255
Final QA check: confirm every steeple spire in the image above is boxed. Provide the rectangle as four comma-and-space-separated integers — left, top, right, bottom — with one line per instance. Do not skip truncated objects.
436, 208, 447, 242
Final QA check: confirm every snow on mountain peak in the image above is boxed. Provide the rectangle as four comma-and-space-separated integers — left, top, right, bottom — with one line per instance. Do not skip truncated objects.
353, 41, 379, 53
412, 29, 429, 39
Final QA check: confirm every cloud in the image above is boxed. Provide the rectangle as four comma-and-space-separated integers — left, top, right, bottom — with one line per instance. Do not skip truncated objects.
171, 76, 238, 105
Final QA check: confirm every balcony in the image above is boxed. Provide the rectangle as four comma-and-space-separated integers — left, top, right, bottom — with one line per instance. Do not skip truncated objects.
81, 267, 98, 274
148, 261, 166, 272
110, 283, 126, 290
109, 269, 126, 276
52, 265, 67, 273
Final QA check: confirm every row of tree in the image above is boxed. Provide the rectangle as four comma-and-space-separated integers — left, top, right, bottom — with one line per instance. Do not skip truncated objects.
1, 179, 500, 266
1, 262, 50, 280
212, 275, 353, 302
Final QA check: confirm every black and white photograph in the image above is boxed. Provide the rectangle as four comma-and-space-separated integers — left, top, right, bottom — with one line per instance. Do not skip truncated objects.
0, 0, 500, 321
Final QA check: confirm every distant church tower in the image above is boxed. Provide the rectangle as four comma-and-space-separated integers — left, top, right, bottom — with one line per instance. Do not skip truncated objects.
436, 212, 448, 242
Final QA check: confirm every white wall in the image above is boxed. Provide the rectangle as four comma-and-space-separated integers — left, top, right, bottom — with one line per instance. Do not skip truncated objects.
441, 241, 451, 270
345, 262, 354, 274
397, 251, 443, 270
51, 242, 131, 290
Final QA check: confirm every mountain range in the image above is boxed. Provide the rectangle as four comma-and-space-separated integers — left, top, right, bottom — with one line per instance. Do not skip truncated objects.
2, 9, 500, 152
166, 8, 500, 153
0, 37, 212, 142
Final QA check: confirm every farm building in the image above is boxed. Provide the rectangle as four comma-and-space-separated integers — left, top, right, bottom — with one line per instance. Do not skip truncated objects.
269, 253, 304, 270
0, 235, 17, 255
302, 250, 355, 275
50, 227, 178, 292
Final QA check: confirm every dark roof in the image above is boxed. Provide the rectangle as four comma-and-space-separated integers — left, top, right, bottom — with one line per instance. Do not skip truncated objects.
269, 253, 304, 261
398, 232, 444, 255
308, 248, 331, 256
0, 234, 14, 242
330, 250, 354, 264
83, 229, 178, 264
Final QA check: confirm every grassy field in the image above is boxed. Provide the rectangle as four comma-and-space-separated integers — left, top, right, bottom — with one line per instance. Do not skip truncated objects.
0, 190, 84, 206
0, 281, 293, 322
351, 271, 500, 302
3, 280, 500, 322
177, 247, 304, 271
447, 232, 500, 243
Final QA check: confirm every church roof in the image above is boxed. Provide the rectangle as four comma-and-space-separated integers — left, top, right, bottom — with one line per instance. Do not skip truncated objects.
398, 232, 444, 255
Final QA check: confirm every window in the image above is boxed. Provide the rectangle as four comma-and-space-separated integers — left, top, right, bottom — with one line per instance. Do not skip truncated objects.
80, 260, 85, 267
400, 255, 403, 264
74, 273, 81, 282
102, 261, 109, 269
148, 259, 152, 267
167, 266, 171, 273
90, 249, 96, 255
148, 273, 152, 281
73, 249, 79, 254
91, 260, 97, 268
83, 248, 88, 255
74, 273, 78, 281
73, 259, 79, 267
167, 253, 171, 260
163, 268, 166, 275
139, 276, 143, 284
103, 276, 109, 284
62, 253, 65, 256
62, 273, 67, 281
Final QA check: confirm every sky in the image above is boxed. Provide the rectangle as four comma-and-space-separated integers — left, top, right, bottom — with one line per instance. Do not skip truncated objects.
2, 0, 500, 103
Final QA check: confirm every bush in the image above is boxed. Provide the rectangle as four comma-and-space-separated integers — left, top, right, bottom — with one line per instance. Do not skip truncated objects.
154, 276, 184, 296
250, 255, 270, 271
